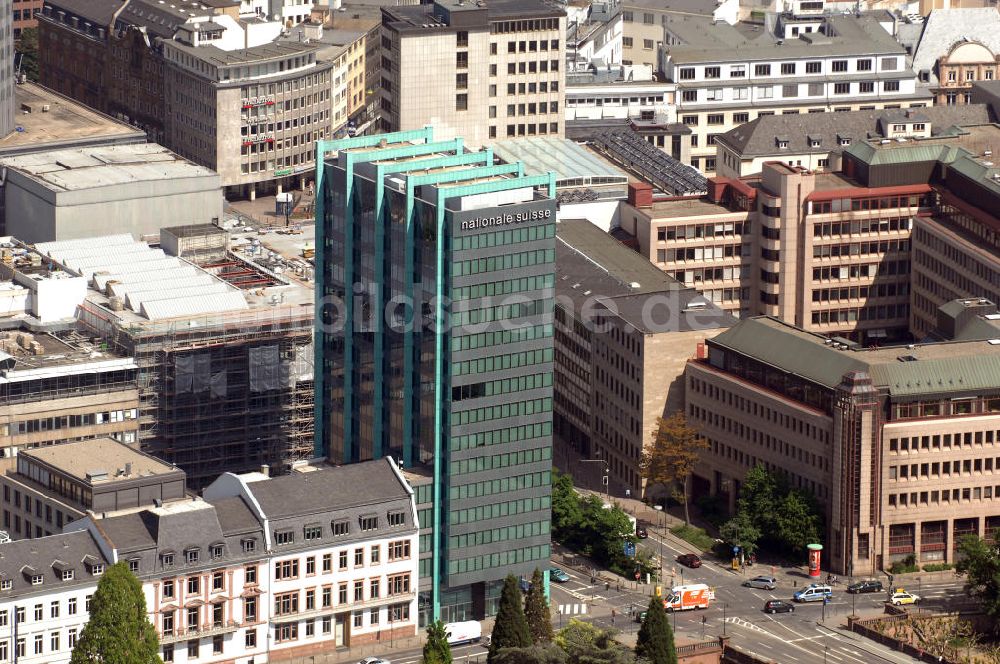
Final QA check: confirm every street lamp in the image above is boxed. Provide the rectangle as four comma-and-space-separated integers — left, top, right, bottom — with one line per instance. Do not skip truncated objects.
654, 505, 664, 581
824, 646, 829, 663
722, 603, 728, 636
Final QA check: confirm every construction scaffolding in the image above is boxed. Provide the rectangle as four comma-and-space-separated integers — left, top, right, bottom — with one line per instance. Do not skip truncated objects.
77, 299, 315, 489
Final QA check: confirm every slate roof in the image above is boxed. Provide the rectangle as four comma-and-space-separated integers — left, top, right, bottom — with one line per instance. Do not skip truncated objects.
211, 496, 262, 536
0, 530, 110, 599
911, 8, 1000, 86
555, 219, 737, 334
245, 458, 410, 519
708, 316, 1000, 398
665, 14, 905, 64
43, 0, 121, 27
97, 500, 226, 555
717, 104, 990, 158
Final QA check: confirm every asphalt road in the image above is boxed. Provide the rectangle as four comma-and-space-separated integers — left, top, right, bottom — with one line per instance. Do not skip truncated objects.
548, 526, 969, 664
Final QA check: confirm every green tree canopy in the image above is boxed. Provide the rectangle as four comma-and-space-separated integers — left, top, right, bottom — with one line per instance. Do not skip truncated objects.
423, 620, 453, 664
641, 412, 709, 525
15, 28, 39, 82
525, 568, 554, 644
635, 595, 677, 664
555, 619, 633, 664
488, 575, 533, 663
70, 562, 161, 664
719, 511, 761, 555
492, 643, 568, 664
727, 464, 824, 558
955, 532, 1000, 630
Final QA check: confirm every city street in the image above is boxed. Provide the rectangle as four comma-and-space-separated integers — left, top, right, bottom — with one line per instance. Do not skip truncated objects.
549, 525, 970, 664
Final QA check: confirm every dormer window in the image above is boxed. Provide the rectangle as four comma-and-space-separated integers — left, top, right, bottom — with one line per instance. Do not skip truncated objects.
241, 538, 256, 553
185, 549, 199, 564
128, 559, 140, 573
387, 511, 405, 527
275, 530, 295, 546
777, 140, 789, 149
31, 575, 43, 586
810, 139, 821, 148
304, 525, 322, 541
92, 564, 104, 576
210, 544, 224, 559
0, 580, 10, 591
839, 137, 851, 146
162, 552, 175, 567
359, 515, 378, 532
62, 570, 74, 581
332, 520, 350, 537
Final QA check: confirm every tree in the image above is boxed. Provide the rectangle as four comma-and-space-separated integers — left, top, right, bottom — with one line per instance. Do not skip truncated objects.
70, 562, 161, 664
423, 620, 453, 664
774, 489, 823, 556
555, 619, 633, 664
525, 568, 554, 644
635, 595, 677, 664
641, 412, 709, 525
15, 27, 39, 82
719, 511, 761, 556
492, 644, 567, 664
488, 575, 532, 663
552, 469, 585, 547
955, 532, 1000, 630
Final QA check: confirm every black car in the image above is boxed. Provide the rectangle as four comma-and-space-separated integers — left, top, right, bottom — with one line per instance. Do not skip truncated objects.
636, 527, 648, 539
764, 600, 795, 614
847, 580, 883, 594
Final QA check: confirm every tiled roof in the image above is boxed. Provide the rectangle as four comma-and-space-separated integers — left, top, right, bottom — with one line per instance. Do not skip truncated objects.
717, 104, 990, 158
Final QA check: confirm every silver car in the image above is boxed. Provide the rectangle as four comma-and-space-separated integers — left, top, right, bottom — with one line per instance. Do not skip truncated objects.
743, 575, 777, 590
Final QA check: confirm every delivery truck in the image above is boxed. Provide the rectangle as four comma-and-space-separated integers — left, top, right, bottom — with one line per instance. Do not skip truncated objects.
663, 583, 715, 611
443, 621, 482, 645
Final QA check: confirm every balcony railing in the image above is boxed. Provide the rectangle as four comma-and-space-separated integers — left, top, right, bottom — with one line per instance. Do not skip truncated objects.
160, 620, 240, 644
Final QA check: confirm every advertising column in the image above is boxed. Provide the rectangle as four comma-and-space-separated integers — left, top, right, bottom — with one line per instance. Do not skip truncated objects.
807, 543, 823, 578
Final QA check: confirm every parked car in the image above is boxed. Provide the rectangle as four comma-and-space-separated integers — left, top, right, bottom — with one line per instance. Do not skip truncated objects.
890, 590, 920, 605
636, 527, 648, 539
549, 567, 571, 583
358, 658, 391, 664
676, 553, 702, 568
634, 610, 647, 623
743, 575, 777, 590
444, 621, 482, 645
793, 584, 833, 603
847, 580, 883, 594
764, 600, 795, 614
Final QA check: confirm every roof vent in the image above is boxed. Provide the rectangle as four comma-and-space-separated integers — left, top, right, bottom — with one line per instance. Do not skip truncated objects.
629, 282, 640, 289
897, 355, 918, 362
988, 339, 1000, 345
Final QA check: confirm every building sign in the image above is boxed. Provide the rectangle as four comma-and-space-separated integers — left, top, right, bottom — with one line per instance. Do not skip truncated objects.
242, 136, 275, 147
275, 168, 293, 176
242, 96, 276, 109
459, 207, 551, 232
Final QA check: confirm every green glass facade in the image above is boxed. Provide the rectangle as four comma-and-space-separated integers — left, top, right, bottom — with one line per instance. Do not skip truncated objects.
315, 129, 555, 623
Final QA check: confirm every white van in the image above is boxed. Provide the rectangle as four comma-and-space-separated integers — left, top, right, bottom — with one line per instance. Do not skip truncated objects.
444, 621, 482, 645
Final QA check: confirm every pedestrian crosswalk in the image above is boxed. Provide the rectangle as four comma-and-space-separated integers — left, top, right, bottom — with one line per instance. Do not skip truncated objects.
558, 603, 588, 616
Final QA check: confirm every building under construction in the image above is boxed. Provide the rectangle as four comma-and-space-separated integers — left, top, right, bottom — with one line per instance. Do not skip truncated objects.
27, 227, 315, 488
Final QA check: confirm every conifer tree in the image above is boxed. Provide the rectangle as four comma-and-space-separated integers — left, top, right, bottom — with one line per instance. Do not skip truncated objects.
423, 620, 453, 664
488, 574, 532, 663
525, 568, 554, 644
70, 562, 161, 664
635, 595, 678, 664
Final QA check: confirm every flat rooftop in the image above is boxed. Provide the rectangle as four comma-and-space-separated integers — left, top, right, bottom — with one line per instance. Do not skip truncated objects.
646, 196, 735, 218
0, 328, 135, 375
0, 144, 217, 192
0, 83, 145, 156
21, 438, 180, 484
165, 39, 322, 67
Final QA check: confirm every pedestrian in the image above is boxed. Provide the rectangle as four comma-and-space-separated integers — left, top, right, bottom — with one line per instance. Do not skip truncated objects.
611, 608, 616, 624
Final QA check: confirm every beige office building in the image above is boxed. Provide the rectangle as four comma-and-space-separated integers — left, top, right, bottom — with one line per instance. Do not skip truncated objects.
686, 303, 1000, 576
620, 159, 926, 341
380, 0, 567, 146
554, 219, 734, 496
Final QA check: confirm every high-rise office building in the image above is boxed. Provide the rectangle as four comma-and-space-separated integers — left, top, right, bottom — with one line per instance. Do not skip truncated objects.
316, 128, 557, 623
379, 0, 567, 146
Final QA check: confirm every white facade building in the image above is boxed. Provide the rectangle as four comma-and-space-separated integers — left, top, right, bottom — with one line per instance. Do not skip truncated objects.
0, 530, 109, 663
1, 454, 419, 664
660, 10, 931, 174
565, 64, 675, 121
